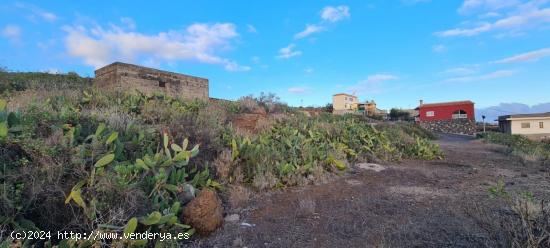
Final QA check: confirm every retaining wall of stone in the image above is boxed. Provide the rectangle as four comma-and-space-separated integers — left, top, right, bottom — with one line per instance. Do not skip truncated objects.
419, 119, 476, 136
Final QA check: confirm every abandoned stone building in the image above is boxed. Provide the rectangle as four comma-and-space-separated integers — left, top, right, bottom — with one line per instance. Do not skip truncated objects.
94, 62, 209, 100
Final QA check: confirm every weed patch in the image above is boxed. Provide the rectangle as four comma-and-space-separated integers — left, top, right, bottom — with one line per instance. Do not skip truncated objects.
480, 132, 550, 164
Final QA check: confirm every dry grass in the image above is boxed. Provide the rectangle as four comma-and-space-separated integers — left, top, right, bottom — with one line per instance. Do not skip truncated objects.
506, 198, 550, 248
254, 116, 276, 133
227, 185, 251, 210
252, 170, 278, 190
467, 196, 550, 248
6, 89, 82, 111
212, 149, 232, 183
237, 96, 260, 113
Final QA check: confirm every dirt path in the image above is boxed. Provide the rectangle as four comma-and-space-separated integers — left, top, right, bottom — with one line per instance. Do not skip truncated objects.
186, 134, 550, 248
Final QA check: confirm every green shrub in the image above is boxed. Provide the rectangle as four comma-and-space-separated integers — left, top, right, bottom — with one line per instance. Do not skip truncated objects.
0, 96, 216, 246
481, 132, 550, 163
1, 86, 444, 245
226, 114, 442, 190
0, 71, 91, 95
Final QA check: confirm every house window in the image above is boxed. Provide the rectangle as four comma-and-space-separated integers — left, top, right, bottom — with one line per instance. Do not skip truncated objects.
540, 122, 544, 128
521, 122, 530, 128
426, 111, 435, 117
452, 110, 468, 119
159, 81, 166, 88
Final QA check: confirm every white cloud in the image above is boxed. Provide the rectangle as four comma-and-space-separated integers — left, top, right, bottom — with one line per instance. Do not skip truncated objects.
294, 24, 325, 39
442, 66, 479, 76
479, 11, 501, 18
445, 70, 515, 82
41, 12, 58, 22
63, 22, 249, 71
290, 5, 350, 41
438, 1, 550, 37
348, 73, 399, 94
224, 61, 251, 72
432, 44, 447, 53
459, 0, 520, 14
436, 23, 492, 37
246, 24, 257, 33
493, 47, 550, 63
321, 5, 350, 22
304, 67, 314, 74
15, 2, 57, 22
1, 25, 22, 41
276, 44, 302, 59
366, 74, 399, 83
288, 86, 311, 94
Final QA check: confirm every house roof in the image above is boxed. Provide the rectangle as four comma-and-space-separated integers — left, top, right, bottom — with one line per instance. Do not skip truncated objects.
333, 93, 356, 97
498, 112, 550, 121
417, 100, 474, 109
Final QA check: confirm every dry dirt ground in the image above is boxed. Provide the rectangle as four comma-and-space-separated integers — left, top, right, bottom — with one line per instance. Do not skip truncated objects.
185, 134, 550, 248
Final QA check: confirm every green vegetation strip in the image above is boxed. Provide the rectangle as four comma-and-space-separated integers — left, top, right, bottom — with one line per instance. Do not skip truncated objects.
0, 77, 443, 246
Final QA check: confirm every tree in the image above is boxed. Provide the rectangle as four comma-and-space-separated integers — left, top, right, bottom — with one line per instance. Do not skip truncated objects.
389, 108, 411, 121
324, 103, 333, 113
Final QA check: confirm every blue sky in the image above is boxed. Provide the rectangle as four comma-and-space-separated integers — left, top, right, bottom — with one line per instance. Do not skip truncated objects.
1, 0, 549, 110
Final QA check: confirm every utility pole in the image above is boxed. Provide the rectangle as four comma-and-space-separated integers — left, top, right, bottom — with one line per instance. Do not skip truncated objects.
482, 115, 486, 133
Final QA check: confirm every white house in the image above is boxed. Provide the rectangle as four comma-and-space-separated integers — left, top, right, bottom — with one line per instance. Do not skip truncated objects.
498, 112, 550, 140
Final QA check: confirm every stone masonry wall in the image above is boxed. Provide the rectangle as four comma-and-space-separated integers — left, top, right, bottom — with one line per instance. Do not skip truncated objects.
94, 62, 208, 101
419, 119, 477, 136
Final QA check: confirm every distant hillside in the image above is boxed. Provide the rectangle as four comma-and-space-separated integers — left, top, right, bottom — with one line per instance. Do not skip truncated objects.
476, 102, 550, 122
0, 70, 91, 94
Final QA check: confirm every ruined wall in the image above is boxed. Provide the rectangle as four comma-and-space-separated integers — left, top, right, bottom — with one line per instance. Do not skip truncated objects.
94, 62, 209, 101
419, 119, 477, 136
94, 64, 118, 88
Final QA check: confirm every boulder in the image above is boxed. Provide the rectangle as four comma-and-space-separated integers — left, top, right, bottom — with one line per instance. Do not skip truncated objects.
182, 188, 224, 235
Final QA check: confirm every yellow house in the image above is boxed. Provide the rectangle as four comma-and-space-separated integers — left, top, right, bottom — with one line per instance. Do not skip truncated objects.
332, 93, 359, 114
365, 100, 377, 116
498, 112, 550, 140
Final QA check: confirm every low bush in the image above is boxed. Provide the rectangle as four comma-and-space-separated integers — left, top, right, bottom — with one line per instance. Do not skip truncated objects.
1, 96, 217, 246
376, 122, 442, 160
0, 71, 91, 95
225, 114, 442, 190
236, 92, 294, 114
480, 132, 550, 164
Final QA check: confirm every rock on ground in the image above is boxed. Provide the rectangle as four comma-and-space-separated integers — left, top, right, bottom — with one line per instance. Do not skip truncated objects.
356, 163, 386, 172
224, 214, 240, 222
182, 188, 224, 235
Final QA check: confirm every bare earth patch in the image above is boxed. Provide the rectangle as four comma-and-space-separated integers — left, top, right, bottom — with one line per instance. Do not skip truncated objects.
184, 134, 550, 247
388, 186, 450, 199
